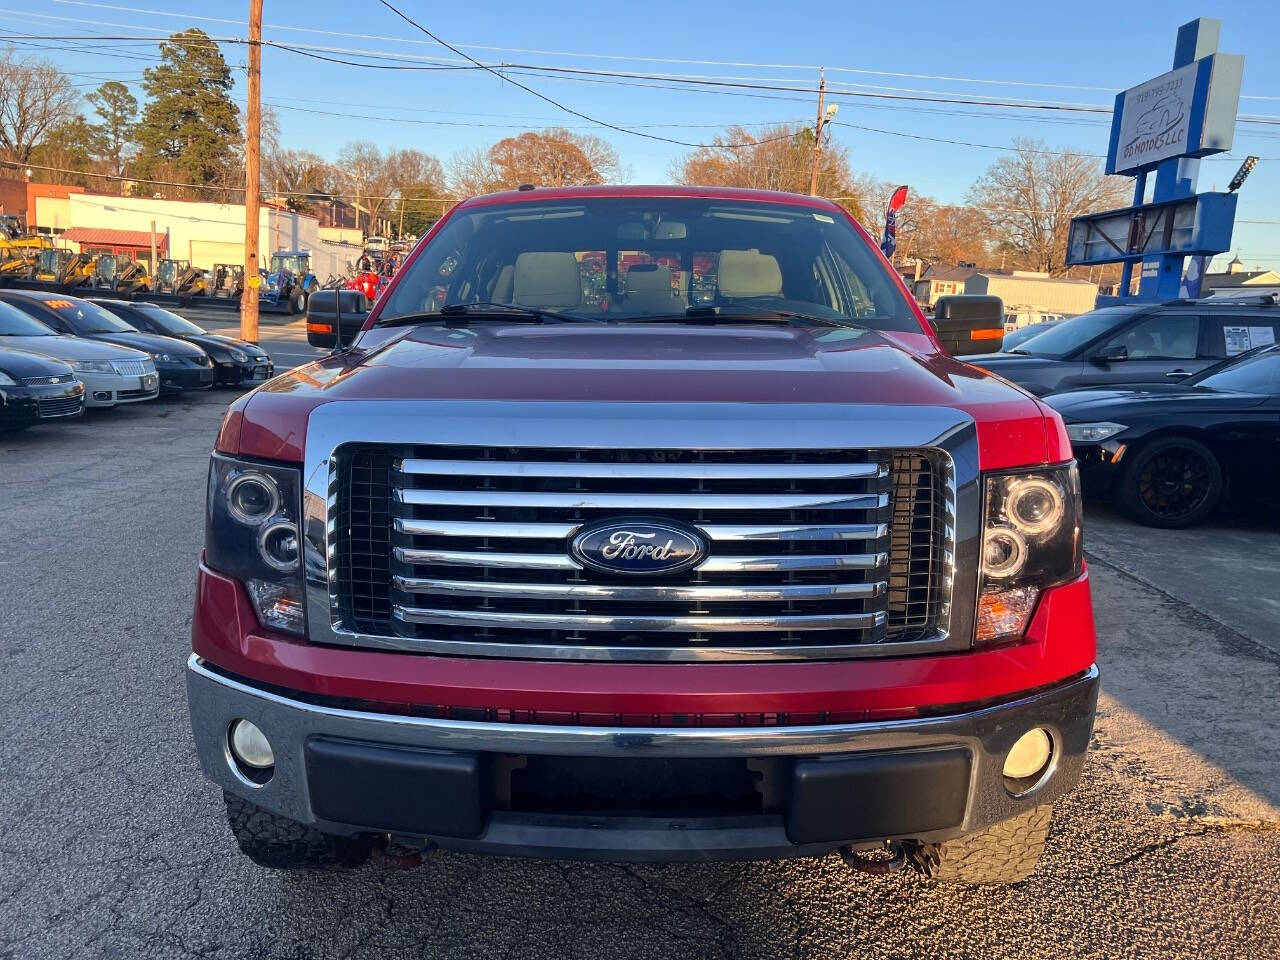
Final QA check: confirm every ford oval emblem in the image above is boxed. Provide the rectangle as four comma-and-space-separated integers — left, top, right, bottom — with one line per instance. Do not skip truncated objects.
570, 519, 707, 576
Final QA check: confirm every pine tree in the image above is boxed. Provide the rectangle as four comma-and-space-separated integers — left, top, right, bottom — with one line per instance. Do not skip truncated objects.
86, 81, 138, 183
134, 28, 241, 198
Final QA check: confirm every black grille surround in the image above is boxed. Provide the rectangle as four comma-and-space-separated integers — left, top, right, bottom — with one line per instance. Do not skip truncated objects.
330, 445, 953, 660
37, 395, 84, 418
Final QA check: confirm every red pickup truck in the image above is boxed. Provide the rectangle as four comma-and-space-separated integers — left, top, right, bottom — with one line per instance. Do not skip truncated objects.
188, 185, 1097, 885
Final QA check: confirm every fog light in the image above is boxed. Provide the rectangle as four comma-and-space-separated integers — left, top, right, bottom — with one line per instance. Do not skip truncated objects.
1003, 728, 1053, 793
229, 719, 274, 769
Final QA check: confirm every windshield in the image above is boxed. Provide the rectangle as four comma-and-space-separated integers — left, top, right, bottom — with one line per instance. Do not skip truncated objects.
1011, 307, 1140, 358
1190, 347, 1280, 393
0, 301, 57, 336
44, 299, 137, 335
138, 305, 206, 336
271, 255, 306, 274
378, 197, 919, 331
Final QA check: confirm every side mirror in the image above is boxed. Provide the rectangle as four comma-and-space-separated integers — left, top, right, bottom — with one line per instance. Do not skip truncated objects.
931, 295, 1005, 356
1090, 343, 1128, 363
306, 289, 369, 350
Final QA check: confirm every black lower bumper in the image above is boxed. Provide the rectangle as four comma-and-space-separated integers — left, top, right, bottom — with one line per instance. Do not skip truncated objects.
188, 658, 1099, 862
214, 359, 274, 387
158, 365, 216, 394
0, 381, 85, 429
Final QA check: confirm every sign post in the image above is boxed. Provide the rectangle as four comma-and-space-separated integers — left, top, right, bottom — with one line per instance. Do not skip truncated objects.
1066, 18, 1244, 303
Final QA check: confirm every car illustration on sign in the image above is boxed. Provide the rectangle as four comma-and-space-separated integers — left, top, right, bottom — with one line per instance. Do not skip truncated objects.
1130, 93, 1185, 141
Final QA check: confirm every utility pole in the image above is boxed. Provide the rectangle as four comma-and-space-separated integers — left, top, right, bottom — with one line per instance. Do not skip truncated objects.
809, 69, 827, 197
240, 0, 262, 344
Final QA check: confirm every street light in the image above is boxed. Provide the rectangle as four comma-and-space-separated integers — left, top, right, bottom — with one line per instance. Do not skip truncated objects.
1228, 156, 1259, 193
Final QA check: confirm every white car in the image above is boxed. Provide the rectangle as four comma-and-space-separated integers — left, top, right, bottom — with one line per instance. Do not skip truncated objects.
0, 300, 158, 407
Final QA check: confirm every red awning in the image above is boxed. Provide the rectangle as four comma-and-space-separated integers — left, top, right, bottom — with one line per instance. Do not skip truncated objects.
62, 227, 169, 251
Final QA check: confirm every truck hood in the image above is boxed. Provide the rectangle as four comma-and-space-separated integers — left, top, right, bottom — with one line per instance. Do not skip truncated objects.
227, 323, 1061, 469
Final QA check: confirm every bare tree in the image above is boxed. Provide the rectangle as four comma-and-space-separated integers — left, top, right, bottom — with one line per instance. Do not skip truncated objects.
447, 129, 622, 197
670, 124, 862, 219
335, 140, 392, 225
264, 148, 336, 210
384, 148, 446, 195
0, 48, 81, 167
967, 138, 1129, 275
447, 145, 503, 197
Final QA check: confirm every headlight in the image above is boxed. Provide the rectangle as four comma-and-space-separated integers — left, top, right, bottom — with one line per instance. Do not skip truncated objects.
152, 353, 176, 363
1065, 422, 1127, 443
0, 371, 15, 386
976, 463, 1083, 645
74, 360, 115, 374
228, 349, 248, 362
206, 454, 305, 635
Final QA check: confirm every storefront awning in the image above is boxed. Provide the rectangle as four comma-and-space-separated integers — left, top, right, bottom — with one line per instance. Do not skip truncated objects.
62, 227, 169, 251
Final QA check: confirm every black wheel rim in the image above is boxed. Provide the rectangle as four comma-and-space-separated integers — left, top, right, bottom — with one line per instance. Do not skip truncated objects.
1137, 449, 1212, 521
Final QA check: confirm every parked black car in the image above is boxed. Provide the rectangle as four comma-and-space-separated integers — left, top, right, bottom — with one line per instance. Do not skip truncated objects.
1045, 344, 1280, 528
90, 300, 275, 387
0, 290, 214, 395
0, 345, 85, 431
972, 297, 1280, 396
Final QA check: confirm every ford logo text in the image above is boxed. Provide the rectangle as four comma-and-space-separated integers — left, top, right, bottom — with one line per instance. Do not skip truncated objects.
570, 520, 707, 576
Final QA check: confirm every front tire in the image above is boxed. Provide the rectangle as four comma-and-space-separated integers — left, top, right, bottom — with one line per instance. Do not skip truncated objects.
929, 804, 1052, 886
223, 792, 373, 870
1118, 435, 1222, 528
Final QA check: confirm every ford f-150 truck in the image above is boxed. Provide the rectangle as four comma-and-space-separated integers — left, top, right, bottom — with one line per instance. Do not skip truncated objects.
188, 185, 1097, 885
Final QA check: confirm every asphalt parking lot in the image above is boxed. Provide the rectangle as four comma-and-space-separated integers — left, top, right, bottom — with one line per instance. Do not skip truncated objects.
2, 383, 1279, 959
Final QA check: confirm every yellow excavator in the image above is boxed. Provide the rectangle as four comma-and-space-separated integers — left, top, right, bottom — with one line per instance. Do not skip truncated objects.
0, 235, 53, 281
153, 258, 207, 297
32, 247, 96, 287
90, 254, 150, 294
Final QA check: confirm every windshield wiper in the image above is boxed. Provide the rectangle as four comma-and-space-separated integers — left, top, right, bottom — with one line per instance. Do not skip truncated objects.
619, 305, 866, 329
376, 301, 598, 327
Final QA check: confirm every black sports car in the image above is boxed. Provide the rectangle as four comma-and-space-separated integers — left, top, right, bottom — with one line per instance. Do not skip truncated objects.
0, 345, 85, 431
1045, 344, 1280, 528
0, 290, 214, 395
90, 300, 275, 387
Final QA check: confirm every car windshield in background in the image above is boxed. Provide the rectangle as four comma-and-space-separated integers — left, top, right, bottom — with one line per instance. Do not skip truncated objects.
1010, 307, 1140, 358
1191, 346, 1280, 393
138, 306, 206, 336
46, 299, 138, 335
0, 302, 58, 336
377, 197, 918, 331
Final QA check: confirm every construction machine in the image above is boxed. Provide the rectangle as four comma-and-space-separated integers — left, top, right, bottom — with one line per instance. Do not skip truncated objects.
153, 259, 207, 297
34, 247, 95, 287
210, 263, 244, 299
90, 254, 150, 294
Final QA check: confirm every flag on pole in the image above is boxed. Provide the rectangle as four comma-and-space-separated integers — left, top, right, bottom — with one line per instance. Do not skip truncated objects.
881, 185, 909, 259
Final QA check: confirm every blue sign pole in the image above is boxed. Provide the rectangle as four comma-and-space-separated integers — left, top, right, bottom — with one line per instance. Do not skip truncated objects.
1068, 18, 1244, 305
1138, 19, 1220, 300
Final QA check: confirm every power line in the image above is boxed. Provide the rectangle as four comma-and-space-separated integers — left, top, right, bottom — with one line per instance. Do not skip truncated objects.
370, 1, 792, 150
42, 0, 1280, 102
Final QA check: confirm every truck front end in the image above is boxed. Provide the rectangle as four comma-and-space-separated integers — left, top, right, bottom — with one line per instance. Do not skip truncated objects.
187, 187, 1097, 883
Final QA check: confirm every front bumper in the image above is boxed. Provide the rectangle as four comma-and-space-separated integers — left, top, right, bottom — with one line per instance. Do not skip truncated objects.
80, 371, 159, 407
188, 656, 1098, 862
0, 380, 85, 428
157, 363, 216, 394
214, 357, 274, 386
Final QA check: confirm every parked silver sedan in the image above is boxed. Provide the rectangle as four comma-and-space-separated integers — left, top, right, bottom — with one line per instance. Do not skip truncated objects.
0, 300, 158, 407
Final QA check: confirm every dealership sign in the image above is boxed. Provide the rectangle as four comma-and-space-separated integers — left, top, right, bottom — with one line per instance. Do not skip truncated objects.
1106, 53, 1244, 176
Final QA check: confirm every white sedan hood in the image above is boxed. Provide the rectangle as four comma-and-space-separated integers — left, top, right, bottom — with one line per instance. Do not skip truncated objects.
0, 334, 149, 363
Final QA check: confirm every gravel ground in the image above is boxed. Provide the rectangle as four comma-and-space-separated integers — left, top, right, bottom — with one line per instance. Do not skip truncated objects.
2, 390, 1278, 960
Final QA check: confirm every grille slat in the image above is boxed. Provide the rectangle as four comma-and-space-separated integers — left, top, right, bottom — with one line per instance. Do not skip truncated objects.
331, 445, 950, 660
37, 396, 83, 418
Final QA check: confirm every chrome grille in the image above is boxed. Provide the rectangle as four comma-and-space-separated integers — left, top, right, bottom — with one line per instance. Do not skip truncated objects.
110, 358, 153, 376
331, 445, 952, 660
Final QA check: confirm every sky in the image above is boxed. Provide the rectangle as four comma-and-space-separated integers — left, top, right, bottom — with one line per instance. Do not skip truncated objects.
5, 0, 1280, 272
